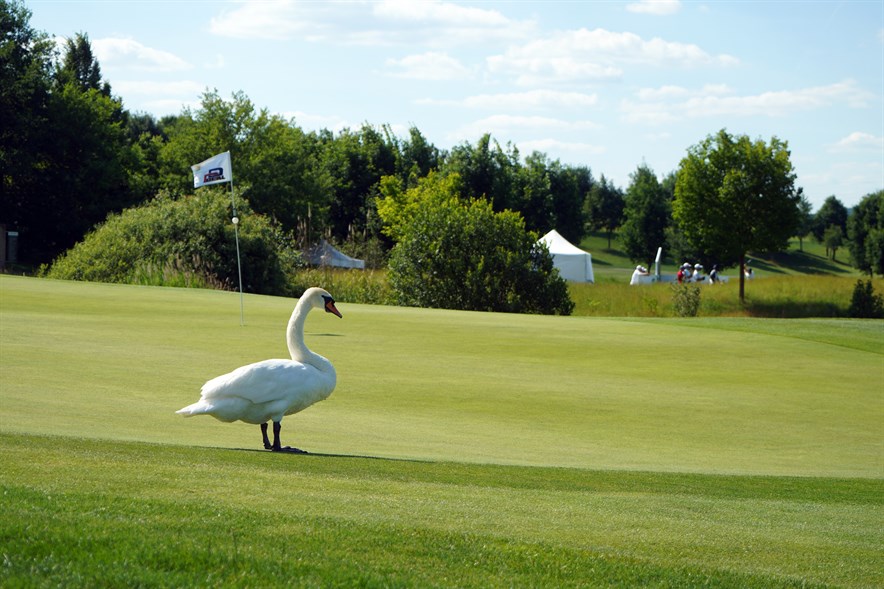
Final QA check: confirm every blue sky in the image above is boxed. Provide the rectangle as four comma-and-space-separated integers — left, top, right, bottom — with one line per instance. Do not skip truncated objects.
27, 0, 884, 209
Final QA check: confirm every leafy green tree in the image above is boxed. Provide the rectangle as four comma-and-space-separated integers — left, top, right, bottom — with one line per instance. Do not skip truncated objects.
812, 195, 848, 242
548, 162, 592, 245
157, 90, 257, 194
376, 170, 463, 242
320, 124, 398, 242
381, 172, 573, 315
674, 129, 801, 301
823, 224, 843, 261
796, 194, 814, 252
0, 0, 55, 261
585, 174, 625, 249
54, 32, 110, 96
847, 190, 884, 276
245, 113, 330, 239
517, 151, 555, 233
386, 125, 439, 186
620, 164, 670, 265
2, 25, 137, 264
446, 133, 520, 211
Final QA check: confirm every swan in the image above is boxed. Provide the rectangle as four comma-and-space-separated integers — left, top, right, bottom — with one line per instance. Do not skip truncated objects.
176, 287, 342, 453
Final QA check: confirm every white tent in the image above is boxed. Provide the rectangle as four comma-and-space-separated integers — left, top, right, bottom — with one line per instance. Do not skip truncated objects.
306, 239, 365, 269
538, 229, 594, 283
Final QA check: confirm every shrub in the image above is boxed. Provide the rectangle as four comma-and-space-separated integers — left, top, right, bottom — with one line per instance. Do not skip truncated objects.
671, 283, 701, 317
389, 197, 574, 315
44, 189, 303, 295
848, 280, 884, 319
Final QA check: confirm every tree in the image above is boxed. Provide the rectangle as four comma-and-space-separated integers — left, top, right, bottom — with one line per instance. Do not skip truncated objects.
796, 194, 814, 252
380, 172, 573, 315
620, 164, 670, 265
547, 160, 591, 245
674, 129, 801, 301
1, 0, 55, 262
54, 32, 110, 96
823, 224, 843, 261
585, 174, 625, 249
847, 190, 884, 276
517, 151, 555, 234
445, 133, 520, 211
812, 195, 848, 242
376, 170, 463, 242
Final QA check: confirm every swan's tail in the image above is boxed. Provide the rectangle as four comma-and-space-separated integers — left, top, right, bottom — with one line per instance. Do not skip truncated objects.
176, 401, 209, 417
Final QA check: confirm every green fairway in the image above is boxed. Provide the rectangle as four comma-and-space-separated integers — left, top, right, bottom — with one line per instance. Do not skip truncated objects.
1, 275, 882, 587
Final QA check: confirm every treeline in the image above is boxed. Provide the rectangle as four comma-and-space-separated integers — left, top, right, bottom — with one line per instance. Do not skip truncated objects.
2, 2, 589, 269
3, 0, 882, 289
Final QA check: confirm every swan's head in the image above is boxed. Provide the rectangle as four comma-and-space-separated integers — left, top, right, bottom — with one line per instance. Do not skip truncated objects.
302, 287, 343, 318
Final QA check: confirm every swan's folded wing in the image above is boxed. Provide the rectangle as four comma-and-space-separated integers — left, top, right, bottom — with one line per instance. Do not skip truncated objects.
199, 359, 326, 405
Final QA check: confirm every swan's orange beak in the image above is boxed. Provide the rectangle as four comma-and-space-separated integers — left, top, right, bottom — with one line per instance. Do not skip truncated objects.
325, 299, 343, 318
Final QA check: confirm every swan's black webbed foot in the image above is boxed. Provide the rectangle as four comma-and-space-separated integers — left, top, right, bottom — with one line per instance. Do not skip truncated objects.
272, 446, 308, 454
267, 421, 307, 453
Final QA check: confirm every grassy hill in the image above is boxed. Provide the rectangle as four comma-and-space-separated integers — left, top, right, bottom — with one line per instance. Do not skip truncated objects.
1, 275, 882, 587
579, 232, 860, 282
568, 232, 878, 318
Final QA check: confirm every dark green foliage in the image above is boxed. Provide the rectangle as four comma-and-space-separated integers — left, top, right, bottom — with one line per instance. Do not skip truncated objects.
389, 198, 574, 315
848, 280, 884, 319
847, 190, 884, 276
44, 190, 301, 295
585, 174, 625, 249
812, 195, 849, 242
621, 164, 671, 264
1, 6, 137, 263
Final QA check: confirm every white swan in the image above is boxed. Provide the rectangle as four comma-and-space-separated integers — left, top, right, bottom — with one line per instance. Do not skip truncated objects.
177, 287, 342, 453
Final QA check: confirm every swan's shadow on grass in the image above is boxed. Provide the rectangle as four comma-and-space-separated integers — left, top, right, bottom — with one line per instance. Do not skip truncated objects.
229, 446, 434, 464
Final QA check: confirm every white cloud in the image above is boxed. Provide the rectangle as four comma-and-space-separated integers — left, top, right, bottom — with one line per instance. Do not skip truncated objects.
91, 37, 191, 72
210, 1, 330, 41
830, 132, 884, 152
385, 52, 474, 80
626, 1, 682, 15
487, 28, 737, 85
208, 0, 533, 45
373, 0, 511, 27
621, 79, 874, 124
420, 90, 598, 110
372, 0, 535, 43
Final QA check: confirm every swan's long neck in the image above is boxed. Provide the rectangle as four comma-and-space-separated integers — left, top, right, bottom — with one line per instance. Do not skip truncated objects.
286, 301, 333, 372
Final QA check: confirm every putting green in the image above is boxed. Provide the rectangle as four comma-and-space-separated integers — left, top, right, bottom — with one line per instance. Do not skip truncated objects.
1, 275, 881, 477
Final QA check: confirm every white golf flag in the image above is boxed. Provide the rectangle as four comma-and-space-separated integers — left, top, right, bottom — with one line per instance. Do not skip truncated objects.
191, 151, 232, 188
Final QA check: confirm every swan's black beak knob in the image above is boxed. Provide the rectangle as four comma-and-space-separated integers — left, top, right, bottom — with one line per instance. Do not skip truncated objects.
323, 296, 343, 318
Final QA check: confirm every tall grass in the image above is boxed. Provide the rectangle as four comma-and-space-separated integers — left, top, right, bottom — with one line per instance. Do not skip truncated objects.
265, 269, 883, 319
287, 267, 392, 305
570, 275, 884, 317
